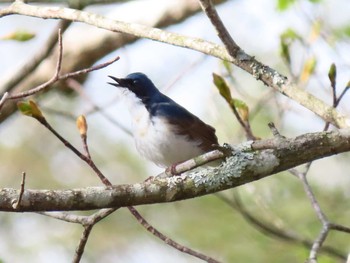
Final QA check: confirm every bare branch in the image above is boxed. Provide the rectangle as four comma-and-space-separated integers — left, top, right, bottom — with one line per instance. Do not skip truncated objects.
38, 116, 112, 186
0, 20, 71, 94
128, 206, 221, 263
40, 208, 119, 262
0, 92, 9, 110
0, 26, 120, 112
7, 28, 63, 100
73, 208, 118, 262
5, 54, 120, 100
0, 28, 118, 107
0, 1, 348, 127
289, 169, 329, 262
0, 0, 224, 124
1, 128, 350, 212
198, 0, 239, 57
196, 0, 349, 128
267, 122, 285, 138
329, 223, 350, 234
336, 84, 350, 106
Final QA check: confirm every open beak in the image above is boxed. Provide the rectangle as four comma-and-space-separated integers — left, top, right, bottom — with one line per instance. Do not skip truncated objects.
108, 76, 132, 88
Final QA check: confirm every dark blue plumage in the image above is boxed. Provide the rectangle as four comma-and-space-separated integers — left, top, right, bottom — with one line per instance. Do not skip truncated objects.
108, 72, 218, 167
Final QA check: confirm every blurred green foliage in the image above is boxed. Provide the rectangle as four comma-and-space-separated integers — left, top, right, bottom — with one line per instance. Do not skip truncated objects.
277, 0, 323, 11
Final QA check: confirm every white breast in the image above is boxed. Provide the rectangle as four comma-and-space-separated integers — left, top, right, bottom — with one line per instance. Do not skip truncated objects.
127, 96, 203, 167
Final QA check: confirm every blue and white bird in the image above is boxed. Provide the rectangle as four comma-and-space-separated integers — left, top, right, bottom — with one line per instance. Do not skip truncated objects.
108, 72, 218, 168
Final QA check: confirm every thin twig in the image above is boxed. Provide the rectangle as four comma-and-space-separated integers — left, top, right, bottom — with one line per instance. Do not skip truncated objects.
127, 206, 221, 263
6, 54, 120, 100
163, 55, 207, 92
335, 85, 350, 106
39, 211, 86, 224
12, 172, 26, 210
229, 98, 256, 140
290, 169, 329, 262
39, 208, 119, 226
199, 1, 257, 139
216, 193, 345, 260
198, 0, 240, 57
73, 224, 93, 263
324, 68, 349, 130
59, 56, 120, 80
72, 208, 118, 263
329, 223, 350, 234
0, 29, 64, 112
6, 28, 63, 100
66, 78, 131, 136
0, 28, 120, 111
268, 122, 285, 138
0, 92, 9, 112
0, 20, 71, 94
39, 117, 112, 186
40, 208, 119, 263
81, 134, 91, 159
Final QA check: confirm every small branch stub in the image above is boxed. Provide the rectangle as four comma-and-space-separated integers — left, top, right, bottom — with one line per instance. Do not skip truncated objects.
12, 172, 26, 210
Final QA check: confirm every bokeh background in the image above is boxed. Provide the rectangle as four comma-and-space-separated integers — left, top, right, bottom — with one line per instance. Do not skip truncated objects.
1, 0, 350, 262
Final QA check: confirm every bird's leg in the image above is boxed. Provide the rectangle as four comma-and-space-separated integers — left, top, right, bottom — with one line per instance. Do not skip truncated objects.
144, 176, 155, 182
165, 162, 181, 176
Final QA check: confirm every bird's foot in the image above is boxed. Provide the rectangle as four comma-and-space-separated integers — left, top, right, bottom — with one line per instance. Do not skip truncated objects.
144, 176, 155, 182
165, 163, 181, 176
215, 143, 235, 156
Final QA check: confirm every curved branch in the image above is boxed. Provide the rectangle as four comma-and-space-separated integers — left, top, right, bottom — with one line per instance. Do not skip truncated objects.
1, 128, 350, 212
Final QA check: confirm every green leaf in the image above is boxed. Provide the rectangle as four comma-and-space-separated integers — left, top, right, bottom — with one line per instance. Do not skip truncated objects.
17, 101, 33, 116
213, 73, 250, 121
328, 63, 336, 87
280, 40, 291, 65
280, 28, 302, 42
1, 30, 35, 42
277, 0, 296, 11
280, 28, 301, 65
334, 25, 350, 39
17, 100, 45, 121
212, 73, 232, 101
300, 57, 317, 83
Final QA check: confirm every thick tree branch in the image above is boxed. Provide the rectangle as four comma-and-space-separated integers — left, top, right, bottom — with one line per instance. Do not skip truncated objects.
1, 128, 350, 212
0, 1, 348, 128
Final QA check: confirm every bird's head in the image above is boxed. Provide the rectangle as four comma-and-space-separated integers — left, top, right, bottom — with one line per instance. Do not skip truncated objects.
108, 72, 158, 100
